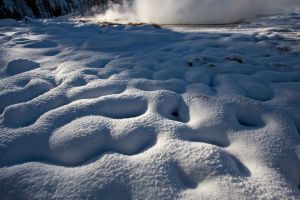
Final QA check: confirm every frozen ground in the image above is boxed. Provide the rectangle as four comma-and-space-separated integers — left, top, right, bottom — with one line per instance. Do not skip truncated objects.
0, 10, 300, 200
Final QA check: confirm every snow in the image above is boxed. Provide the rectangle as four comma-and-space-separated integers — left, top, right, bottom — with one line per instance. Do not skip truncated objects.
0, 10, 300, 200
5, 58, 40, 75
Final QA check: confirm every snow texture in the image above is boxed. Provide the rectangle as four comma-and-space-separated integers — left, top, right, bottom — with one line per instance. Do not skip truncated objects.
0, 11, 300, 200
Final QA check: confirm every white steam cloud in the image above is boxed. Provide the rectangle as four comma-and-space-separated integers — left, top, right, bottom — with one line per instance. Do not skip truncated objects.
93, 0, 300, 24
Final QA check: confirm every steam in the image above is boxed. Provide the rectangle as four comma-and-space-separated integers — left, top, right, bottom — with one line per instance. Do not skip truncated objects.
92, 0, 300, 24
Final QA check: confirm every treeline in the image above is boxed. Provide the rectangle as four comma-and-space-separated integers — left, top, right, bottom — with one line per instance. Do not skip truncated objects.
0, 0, 122, 19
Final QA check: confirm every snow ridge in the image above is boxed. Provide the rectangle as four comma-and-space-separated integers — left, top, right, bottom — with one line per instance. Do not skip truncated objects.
0, 11, 300, 199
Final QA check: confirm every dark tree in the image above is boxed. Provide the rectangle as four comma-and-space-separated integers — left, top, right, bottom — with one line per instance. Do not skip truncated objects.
0, 0, 119, 19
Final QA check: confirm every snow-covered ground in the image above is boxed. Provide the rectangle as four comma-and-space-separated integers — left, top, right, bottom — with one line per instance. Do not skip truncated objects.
0, 10, 300, 200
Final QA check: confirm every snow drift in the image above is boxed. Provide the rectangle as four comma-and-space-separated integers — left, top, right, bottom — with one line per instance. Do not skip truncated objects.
93, 0, 300, 24
1, 7, 300, 200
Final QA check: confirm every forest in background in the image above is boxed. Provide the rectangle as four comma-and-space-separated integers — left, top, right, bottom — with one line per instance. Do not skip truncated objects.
0, 0, 122, 19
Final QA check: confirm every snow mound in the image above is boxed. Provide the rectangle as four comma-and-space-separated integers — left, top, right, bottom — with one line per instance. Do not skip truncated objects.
24, 40, 58, 49
5, 59, 40, 75
0, 11, 300, 199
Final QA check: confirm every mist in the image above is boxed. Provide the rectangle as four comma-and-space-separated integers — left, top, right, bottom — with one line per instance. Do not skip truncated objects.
92, 0, 300, 24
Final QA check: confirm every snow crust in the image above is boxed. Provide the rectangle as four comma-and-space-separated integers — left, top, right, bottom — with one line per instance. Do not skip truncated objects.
0, 11, 300, 199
